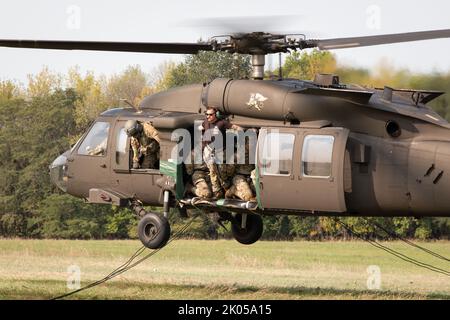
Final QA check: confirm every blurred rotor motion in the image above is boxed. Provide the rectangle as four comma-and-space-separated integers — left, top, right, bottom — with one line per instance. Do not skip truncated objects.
178, 14, 307, 35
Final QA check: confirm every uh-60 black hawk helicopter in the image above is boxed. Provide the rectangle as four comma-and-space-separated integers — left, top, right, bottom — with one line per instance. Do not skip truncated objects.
2, 29, 450, 249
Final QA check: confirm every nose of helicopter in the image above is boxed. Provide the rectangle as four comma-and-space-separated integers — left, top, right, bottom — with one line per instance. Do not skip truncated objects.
49, 151, 70, 192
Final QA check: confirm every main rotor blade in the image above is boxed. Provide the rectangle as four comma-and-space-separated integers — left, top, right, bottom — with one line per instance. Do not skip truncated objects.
0, 39, 212, 54
313, 29, 450, 50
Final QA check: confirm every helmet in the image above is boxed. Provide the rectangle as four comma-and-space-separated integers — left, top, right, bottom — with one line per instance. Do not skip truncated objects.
124, 120, 142, 137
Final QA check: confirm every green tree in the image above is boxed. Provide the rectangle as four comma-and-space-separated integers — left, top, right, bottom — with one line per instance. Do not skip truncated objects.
282, 49, 337, 80
156, 51, 251, 90
0, 212, 28, 237
262, 216, 291, 240
288, 216, 320, 239
67, 67, 108, 132
105, 208, 137, 239
0, 80, 23, 101
0, 88, 78, 237
27, 67, 62, 97
31, 194, 111, 239
104, 65, 150, 106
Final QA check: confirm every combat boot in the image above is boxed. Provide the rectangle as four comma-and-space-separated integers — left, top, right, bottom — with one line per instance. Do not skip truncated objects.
225, 186, 236, 199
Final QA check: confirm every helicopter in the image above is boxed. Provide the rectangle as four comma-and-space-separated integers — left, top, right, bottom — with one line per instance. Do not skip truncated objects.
2, 29, 450, 249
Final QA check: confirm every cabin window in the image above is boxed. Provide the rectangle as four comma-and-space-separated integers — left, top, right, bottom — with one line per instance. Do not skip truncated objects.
115, 128, 128, 165
78, 121, 110, 156
260, 132, 295, 176
302, 135, 334, 178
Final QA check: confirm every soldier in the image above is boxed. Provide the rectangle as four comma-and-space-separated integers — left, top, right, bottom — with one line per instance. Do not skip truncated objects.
124, 119, 161, 169
216, 162, 236, 194
225, 137, 256, 201
225, 175, 254, 201
201, 106, 241, 198
185, 151, 212, 199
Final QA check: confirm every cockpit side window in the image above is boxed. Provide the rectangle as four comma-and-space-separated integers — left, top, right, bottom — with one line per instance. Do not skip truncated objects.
78, 121, 110, 156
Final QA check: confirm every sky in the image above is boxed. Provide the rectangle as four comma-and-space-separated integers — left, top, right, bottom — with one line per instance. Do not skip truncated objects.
0, 0, 450, 84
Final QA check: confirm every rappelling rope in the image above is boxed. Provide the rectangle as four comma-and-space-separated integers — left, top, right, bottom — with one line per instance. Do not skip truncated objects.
52, 211, 201, 300
334, 217, 450, 277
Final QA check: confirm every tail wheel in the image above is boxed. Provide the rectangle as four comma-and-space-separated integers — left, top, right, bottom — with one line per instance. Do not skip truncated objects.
138, 212, 171, 249
231, 213, 263, 245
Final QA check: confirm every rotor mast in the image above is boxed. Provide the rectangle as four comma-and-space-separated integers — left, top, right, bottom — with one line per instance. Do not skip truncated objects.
209, 33, 308, 80
251, 54, 265, 80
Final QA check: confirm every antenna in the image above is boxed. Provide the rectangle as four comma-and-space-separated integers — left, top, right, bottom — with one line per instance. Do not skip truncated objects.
120, 98, 140, 112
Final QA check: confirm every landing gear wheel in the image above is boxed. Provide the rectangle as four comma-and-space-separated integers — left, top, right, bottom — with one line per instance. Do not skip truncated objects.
138, 212, 171, 249
231, 213, 263, 245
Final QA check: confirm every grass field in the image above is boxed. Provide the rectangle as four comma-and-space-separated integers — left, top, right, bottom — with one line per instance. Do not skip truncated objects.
0, 238, 449, 300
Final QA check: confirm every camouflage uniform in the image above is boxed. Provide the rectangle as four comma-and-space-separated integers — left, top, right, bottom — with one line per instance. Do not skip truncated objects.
226, 175, 254, 201
203, 145, 222, 194
202, 117, 233, 196
203, 145, 237, 195
130, 122, 160, 169
225, 141, 256, 201
185, 160, 212, 198
217, 162, 235, 191
225, 164, 255, 201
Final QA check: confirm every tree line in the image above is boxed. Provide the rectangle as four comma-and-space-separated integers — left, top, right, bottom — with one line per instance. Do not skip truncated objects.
0, 51, 449, 240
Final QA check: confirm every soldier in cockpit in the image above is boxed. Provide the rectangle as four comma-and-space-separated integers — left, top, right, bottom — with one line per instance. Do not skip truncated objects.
124, 120, 160, 169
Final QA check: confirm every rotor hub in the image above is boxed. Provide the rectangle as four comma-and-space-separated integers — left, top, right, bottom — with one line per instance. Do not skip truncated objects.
207, 32, 310, 80
209, 32, 308, 55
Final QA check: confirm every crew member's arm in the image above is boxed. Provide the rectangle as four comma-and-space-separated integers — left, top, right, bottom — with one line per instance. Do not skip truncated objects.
130, 137, 140, 168
223, 120, 243, 131
143, 122, 161, 143
230, 124, 243, 131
